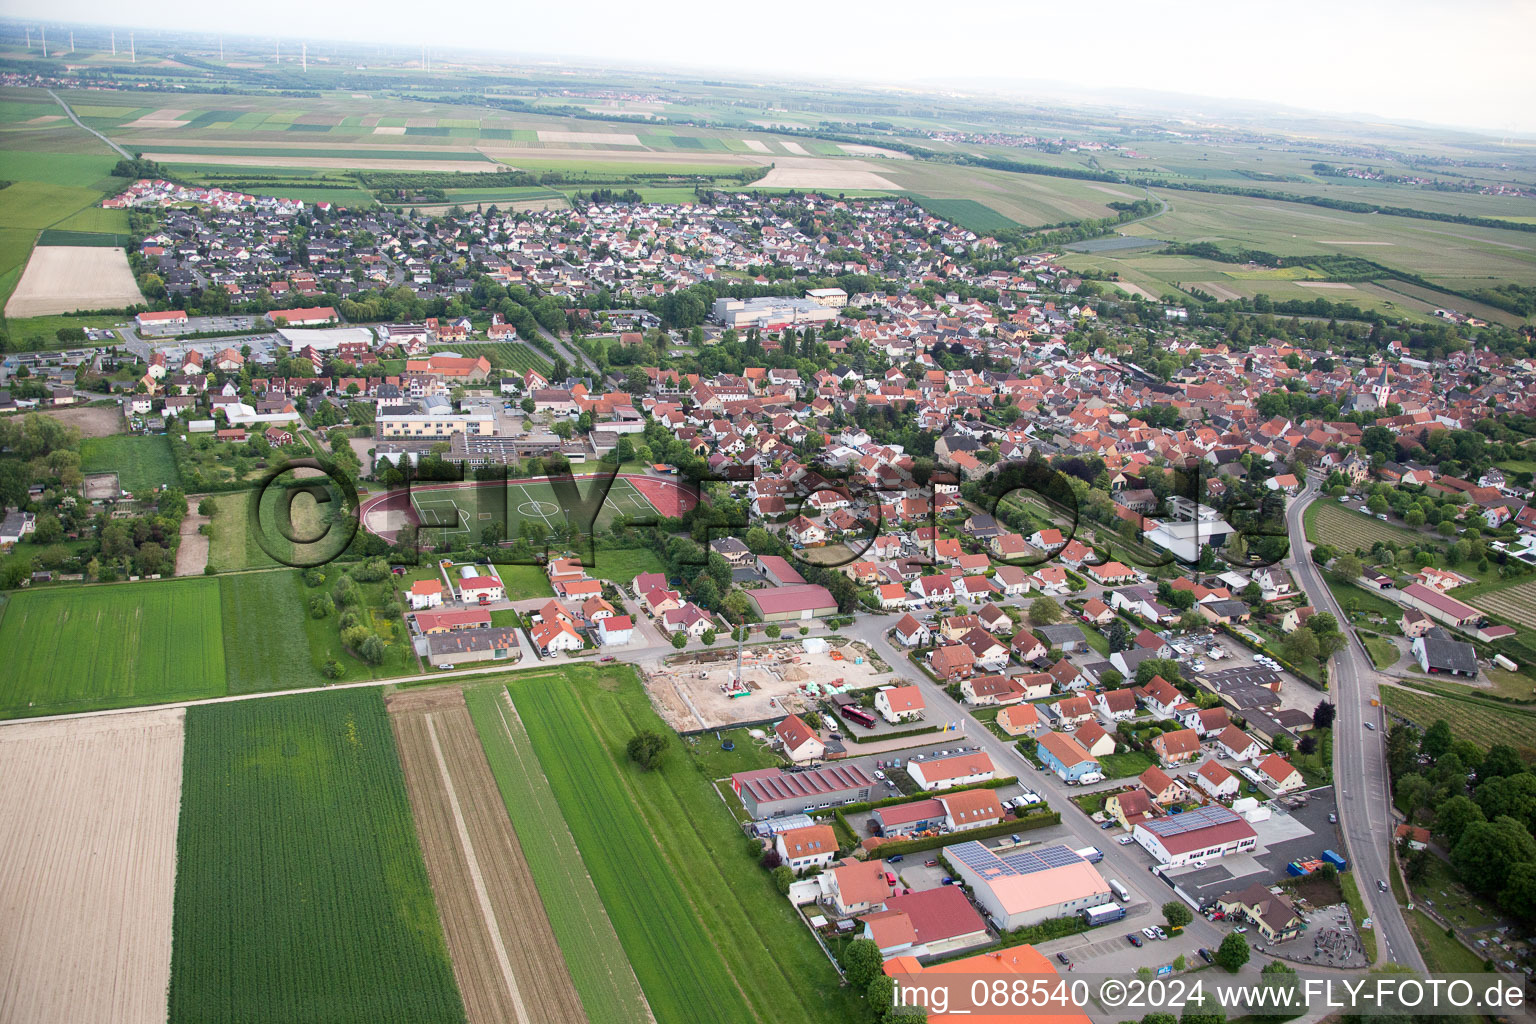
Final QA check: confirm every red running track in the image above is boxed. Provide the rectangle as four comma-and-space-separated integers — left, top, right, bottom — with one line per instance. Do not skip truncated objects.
355, 472, 697, 542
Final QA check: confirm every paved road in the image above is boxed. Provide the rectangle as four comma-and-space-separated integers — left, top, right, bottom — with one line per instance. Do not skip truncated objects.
48, 88, 131, 160
838, 614, 1239, 963
1286, 478, 1424, 972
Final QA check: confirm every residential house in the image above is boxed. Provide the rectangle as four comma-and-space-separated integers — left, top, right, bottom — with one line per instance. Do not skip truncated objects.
1151, 728, 1202, 766
776, 714, 827, 763
875, 685, 925, 724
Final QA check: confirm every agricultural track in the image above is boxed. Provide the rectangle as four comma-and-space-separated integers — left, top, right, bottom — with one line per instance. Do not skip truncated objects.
388, 688, 588, 1024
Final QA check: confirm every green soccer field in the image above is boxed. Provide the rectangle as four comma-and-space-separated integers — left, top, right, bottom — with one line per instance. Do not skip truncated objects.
409, 476, 659, 543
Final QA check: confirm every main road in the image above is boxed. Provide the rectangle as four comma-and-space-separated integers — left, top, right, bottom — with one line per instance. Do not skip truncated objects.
1285, 478, 1425, 972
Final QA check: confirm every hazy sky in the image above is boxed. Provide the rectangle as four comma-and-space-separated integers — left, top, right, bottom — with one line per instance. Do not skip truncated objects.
17, 0, 1536, 134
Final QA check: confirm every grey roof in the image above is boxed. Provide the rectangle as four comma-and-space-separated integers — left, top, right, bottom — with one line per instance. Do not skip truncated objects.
1420, 636, 1478, 676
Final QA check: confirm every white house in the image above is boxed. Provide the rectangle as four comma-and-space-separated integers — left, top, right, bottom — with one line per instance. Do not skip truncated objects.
892, 614, 932, 647
409, 578, 445, 610
874, 685, 925, 724
776, 715, 827, 763
776, 824, 838, 874
1215, 726, 1262, 762
597, 615, 634, 646
1195, 758, 1239, 799
1257, 754, 1304, 793
530, 619, 582, 655
458, 570, 505, 602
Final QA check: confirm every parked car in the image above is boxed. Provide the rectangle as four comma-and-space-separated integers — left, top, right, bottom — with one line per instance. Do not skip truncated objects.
1329, 812, 1338, 824
1235, 926, 1248, 933
873, 770, 886, 780
1126, 933, 1144, 947
924, 859, 939, 868
887, 855, 903, 864
940, 877, 955, 886
1100, 820, 1115, 830
1056, 953, 1071, 965
1199, 948, 1213, 963
1117, 835, 1135, 845
1142, 927, 1158, 940
1153, 926, 1168, 940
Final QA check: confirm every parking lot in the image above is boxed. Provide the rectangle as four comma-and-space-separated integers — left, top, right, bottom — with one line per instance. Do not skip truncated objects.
1160, 786, 1342, 909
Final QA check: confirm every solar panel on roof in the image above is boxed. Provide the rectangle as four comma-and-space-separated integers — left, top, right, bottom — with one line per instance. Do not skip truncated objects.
948, 842, 1085, 879
1145, 804, 1237, 837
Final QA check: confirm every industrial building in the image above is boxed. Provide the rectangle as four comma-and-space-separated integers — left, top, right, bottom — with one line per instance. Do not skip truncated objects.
944, 841, 1114, 931
711, 296, 839, 330
745, 583, 838, 622
1132, 804, 1258, 866
730, 764, 876, 818
378, 399, 495, 439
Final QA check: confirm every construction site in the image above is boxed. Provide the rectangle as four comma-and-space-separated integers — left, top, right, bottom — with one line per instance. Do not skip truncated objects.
642, 637, 890, 732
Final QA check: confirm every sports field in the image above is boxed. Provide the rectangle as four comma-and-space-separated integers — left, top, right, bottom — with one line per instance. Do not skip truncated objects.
169, 690, 466, 1024
0, 578, 226, 718
409, 476, 660, 544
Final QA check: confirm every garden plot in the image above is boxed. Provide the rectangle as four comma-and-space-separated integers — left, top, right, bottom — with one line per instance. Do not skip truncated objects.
5, 245, 143, 317
646, 641, 888, 731
0, 709, 184, 1024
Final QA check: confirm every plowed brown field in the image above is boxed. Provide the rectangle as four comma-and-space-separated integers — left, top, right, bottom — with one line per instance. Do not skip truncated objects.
388, 688, 587, 1024
0, 708, 184, 1024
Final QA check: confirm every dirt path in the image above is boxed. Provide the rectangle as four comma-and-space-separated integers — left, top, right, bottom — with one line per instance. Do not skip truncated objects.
0, 708, 183, 1024
388, 689, 587, 1024
175, 500, 210, 576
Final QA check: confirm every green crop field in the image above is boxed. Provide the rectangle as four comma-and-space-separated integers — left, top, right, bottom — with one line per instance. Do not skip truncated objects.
507, 664, 853, 1024
143, 144, 494, 161
908, 194, 1019, 233
427, 341, 550, 374
169, 689, 465, 1024
1468, 579, 1536, 628
79, 434, 178, 494
219, 570, 319, 693
465, 684, 652, 1024
0, 578, 225, 718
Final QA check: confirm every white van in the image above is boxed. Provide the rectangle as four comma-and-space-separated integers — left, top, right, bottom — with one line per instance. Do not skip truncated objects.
1109, 879, 1130, 902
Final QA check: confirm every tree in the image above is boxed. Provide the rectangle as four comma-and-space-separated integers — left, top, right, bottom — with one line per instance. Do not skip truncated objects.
866, 975, 895, 1016
1500, 861, 1536, 922
1332, 553, 1363, 580
1163, 900, 1193, 929
1214, 931, 1250, 972
1479, 745, 1525, 783
320, 658, 344, 679
670, 631, 687, 650
1281, 627, 1319, 665
1451, 816, 1536, 895
701, 628, 717, 646
1312, 700, 1336, 730
359, 634, 386, 665
841, 938, 883, 989
1421, 719, 1453, 760
1029, 596, 1063, 626
1433, 795, 1485, 849
626, 730, 669, 770
771, 864, 794, 895
31, 514, 62, 544
309, 593, 334, 619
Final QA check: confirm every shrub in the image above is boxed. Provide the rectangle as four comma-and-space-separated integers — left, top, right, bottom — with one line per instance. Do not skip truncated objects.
626, 730, 669, 770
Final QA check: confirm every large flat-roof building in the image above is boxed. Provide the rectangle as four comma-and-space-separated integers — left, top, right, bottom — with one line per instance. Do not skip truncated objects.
730, 764, 876, 819
1400, 583, 1481, 629
746, 583, 837, 622
378, 401, 495, 439
712, 296, 838, 330
1132, 804, 1258, 866
945, 841, 1114, 930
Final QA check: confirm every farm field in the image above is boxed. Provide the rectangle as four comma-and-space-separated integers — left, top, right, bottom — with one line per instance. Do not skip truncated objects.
883, 160, 1123, 226
0, 578, 226, 718
1119, 187, 1536, 295
1381, 684, 1536, 755
219, 570, 319, 693
905, 194, 1018, 233
168, 690, 466, 1024
1469, 579, 1536, 629
428, 341, 551, 375
0, 708, 184, 1024
508, 664, 853, 1024
1304, 500, 1429, 553
465, 683, 652, 1024
388, 688, 589, 1024
80, 433, 178, 494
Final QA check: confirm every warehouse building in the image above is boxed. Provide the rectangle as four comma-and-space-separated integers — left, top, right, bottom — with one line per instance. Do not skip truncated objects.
945, 841, 1114, 930
746, 583, 838, 622
712, 296, 838, 329
730, 764, 876, 819
422, 626, 522, 668
1399, 583, 1481, 629
1132, 804, 1258, 866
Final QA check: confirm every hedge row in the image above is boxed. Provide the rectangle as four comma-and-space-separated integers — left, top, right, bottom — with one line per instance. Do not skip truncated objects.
836, 722, 942, 744
838, 776, 1022, 816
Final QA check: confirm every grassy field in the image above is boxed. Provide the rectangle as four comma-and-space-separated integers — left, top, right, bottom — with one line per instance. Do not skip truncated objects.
508, 664, 853, 1024
494, 563, 557, 599
219, 570, 320, 693
1382, 684, 1536, 754
411, 475, 659, 546
1098, 750, 1155, 779
1362, 634, 1400, 669
205, 492, 278, 571
79, 434, 177, 494
0, 578, 225, 718
169, 690, 465, 1024
465, 684, 652, 1024
585, 546, 666, 583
